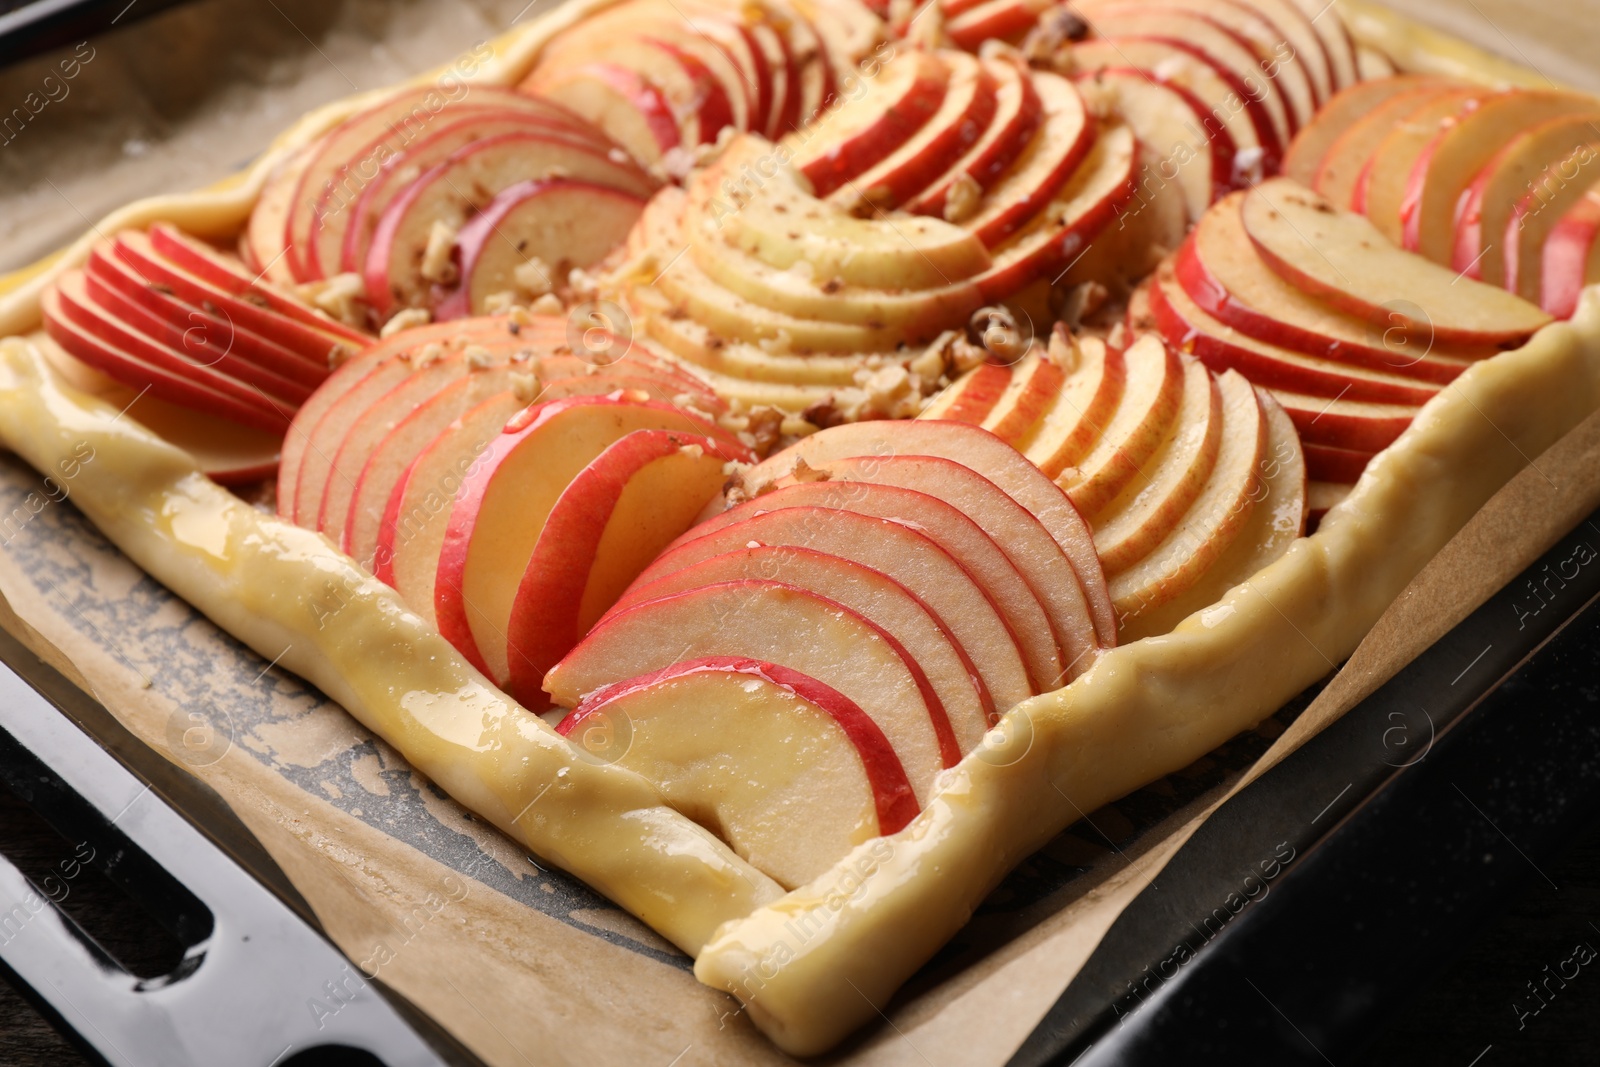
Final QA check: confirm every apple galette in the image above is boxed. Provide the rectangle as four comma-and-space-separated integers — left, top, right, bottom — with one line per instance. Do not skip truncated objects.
2, 0, 1600, 1054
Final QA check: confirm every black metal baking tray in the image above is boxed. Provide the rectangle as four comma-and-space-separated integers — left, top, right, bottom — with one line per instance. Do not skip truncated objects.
0, 0, 194, 68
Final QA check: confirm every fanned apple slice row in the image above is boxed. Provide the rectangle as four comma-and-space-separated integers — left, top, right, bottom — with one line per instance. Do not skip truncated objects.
613, 546, 994, 750
1241, 178, 1553, 347
919, 361, 1012, 423
1505, 149, 1600, 304
1019, 331, 1127, 479
788, 50, 951, 197
1232, 0, 1336, 105
1541, 189, 1600, 319
634, 505, 1035, 714
545, 580, 956, 803
1284, 0, 1357, 91
1058, 334, 1184, 519
1118, 389, 1305, 641
504, 429, 752, 709
1350, 86, 1490, 235
908, 55, 1042, 219
979, 349, 1064, 443
1108, 369, 1266, 623
1152, 261, 1443, 405
436, 395, 736, 683
740, 419, 1116, 647
557, 657, 918, 889
797, 453, 1102, 683
692, 481, 1067, 690
1266, 386, 1417, 452
1281, 75, 1461, 187
1092, 358, 1223, 576
1311, 83, 1464, 209
1178, 196, 1483, 383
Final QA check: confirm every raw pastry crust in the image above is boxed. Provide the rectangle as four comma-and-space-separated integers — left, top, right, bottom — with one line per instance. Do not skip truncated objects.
2, 2, 1599, 1056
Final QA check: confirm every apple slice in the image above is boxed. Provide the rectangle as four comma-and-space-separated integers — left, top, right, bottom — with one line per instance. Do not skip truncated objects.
1241, 178, 1553, 347
1302, 440, 1375, 484
738, 419, 1116, 646
503, 429, 751, 708
793, 452, 1104, 680
545, 580, 958, 800
1282, 75, 1462, 187
830, 52, 997, 212
1541, 188, 1600, 319
980, 349, 1064, 443
436, 395, 731, 681
635, 505, 1034, 711
1454, 112, 1600, 288
1231, 0, 1336, 104
1285, 0, 1357, 90
1351, 86, 1491, 237
1153, 258, 1444, 405
244, 147, 307, 287
433, 179, 646, 320
522, 61, 684, 166
1400, 91, 1600, 263
1018, 331, 1127, 479
1177, 196, 1485, 384
1311, 82, 1466, 209
556, 657, 918, 888
1307, 479, 1351, 526
1108, 368, 1265, 622
1092, 357, 1223, 576
1118, 387, 1304, 641
1058, 334, 1184, 519
945, 0, 1054, 49
613, 547, 993, 749
1074, 67, 1234, 222
908, 55, 1043, 219
1265, 386, 1417, 452
1504, 145, 1600, 303
692, 480, 1067, 690
920, 361, 1013, 423
958, 71, 1093, 247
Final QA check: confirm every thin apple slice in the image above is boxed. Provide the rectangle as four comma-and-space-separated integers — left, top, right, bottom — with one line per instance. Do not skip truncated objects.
1400, 90, 1600, 263
1178, 196, 1485, 384
1058, 334, 1184, 518
908, 55, 1043, 219
1018, 331, 1126, 479
1312, 82, 1465, 209
1351, 86, 1490, 236
1541, 188, 1600, 319
614, 547, 993, 748
1306, 479, 1351, 526
1302, 440, 1375, 483
635, 505, 1034, 711
1454, 112, 1600, 288
522, 62, 683, 166
1109, 369, 1266, 625
1153, 258, 1443, 405
1241, 178, 1553, 347
787, 51, 950, 197
693, 480, 1067, 690
1504, 145, 1600, 303
436, 395, 731, 682
245, 147, 307, 287
545, 579, 958, 801
556, 657, 918, 888
503, 428, 751, 708
958, 71, 1092, 247
1285, 0, 1356, 90
796, 453, 1103, 680
945, 0, 1054, 49
433, 179, 646, 320
1282, 74, 1461, 187
1265, 385, 1417, 452
1118, 387, 1304, 641
1230, 0, 1336, 104
921, 361, 1013, 423
980, 349, 1064, 443
1092, 357, 1223, 575
738, 419, 1116, 646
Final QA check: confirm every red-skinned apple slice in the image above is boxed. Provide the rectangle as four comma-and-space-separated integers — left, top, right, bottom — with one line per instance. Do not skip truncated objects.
1242, 178, 1553, 347
613, 548, 993, 749
1017, 331, 1127, 479
522, 63, 682, 166
545, 580, 958, 801
958, 71, 1093, 247
739, 419, 1116, 646
432, 179, 646, 320
1092, 356, 1222, 576
831, 52, 997, 212
1285, 0, 1356, 90
788, 50, 950, 198
1453, 112, 1600, 287
1541, 188, 1600, 319
436, 395, 731, 681
691, 480, 1067, 690
556, 657, 918, 888
1306, 479, 1350, 526
908, 55, 1042, 219
245, 147, 306, 287
1302, 440, 1375, 483
1353, 87, 1495, 240
1059, 334, 1184, 519
1177, 197, 1485, 384
1153, 258, 1444, 405
1312, 83, 1464, 209
641, 505, 1034, 709
1399, 91, 1600, 263
1504, 145, 1600, 303
503, 429, 752, 708
1266, 385, 1416, 452
792, 452, 1103, 679
1109, 368, 1265, 621
921, 361, 1012, 423
945, 0, 1053, 49
1118, 387, 1304, 640
1232, 0, 1336, 104
1282, 75, 1461, 187
979, 349, 1063, 443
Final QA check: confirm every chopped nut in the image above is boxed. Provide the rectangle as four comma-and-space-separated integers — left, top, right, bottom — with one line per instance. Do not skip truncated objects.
462, 344, 496, 370
510, 372, 541, 403
410, 342, 445, 367
942, 173, 983, 224
483, 290, 521, 315
379, 307, 431, 338
530, 293, 564, 315
1047, 322, 1081, 373
295, 272, 368, 330
1058, 280, 1110, 329
419, 220, 459, 285
790, 457, 831, 483
514, 256, 555, 298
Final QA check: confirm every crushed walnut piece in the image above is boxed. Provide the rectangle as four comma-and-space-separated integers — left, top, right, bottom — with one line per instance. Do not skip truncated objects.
419, 220, 459, 286
942, 173, 983, 224
515, 256, 555, 298
1021, 7, 1088, 68
482, 290, 520, 316
510, 371, 541, 403
379, 307, 431, 338
789, 457, 831, 483
294, 272, 368, 330
530, 292, 564, 316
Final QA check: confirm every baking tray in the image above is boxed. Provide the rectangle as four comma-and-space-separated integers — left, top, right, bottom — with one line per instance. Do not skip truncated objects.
0, 0, 195, 67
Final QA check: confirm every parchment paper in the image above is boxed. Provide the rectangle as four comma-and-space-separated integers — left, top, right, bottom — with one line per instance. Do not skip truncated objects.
4, 2, 1600, 1065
